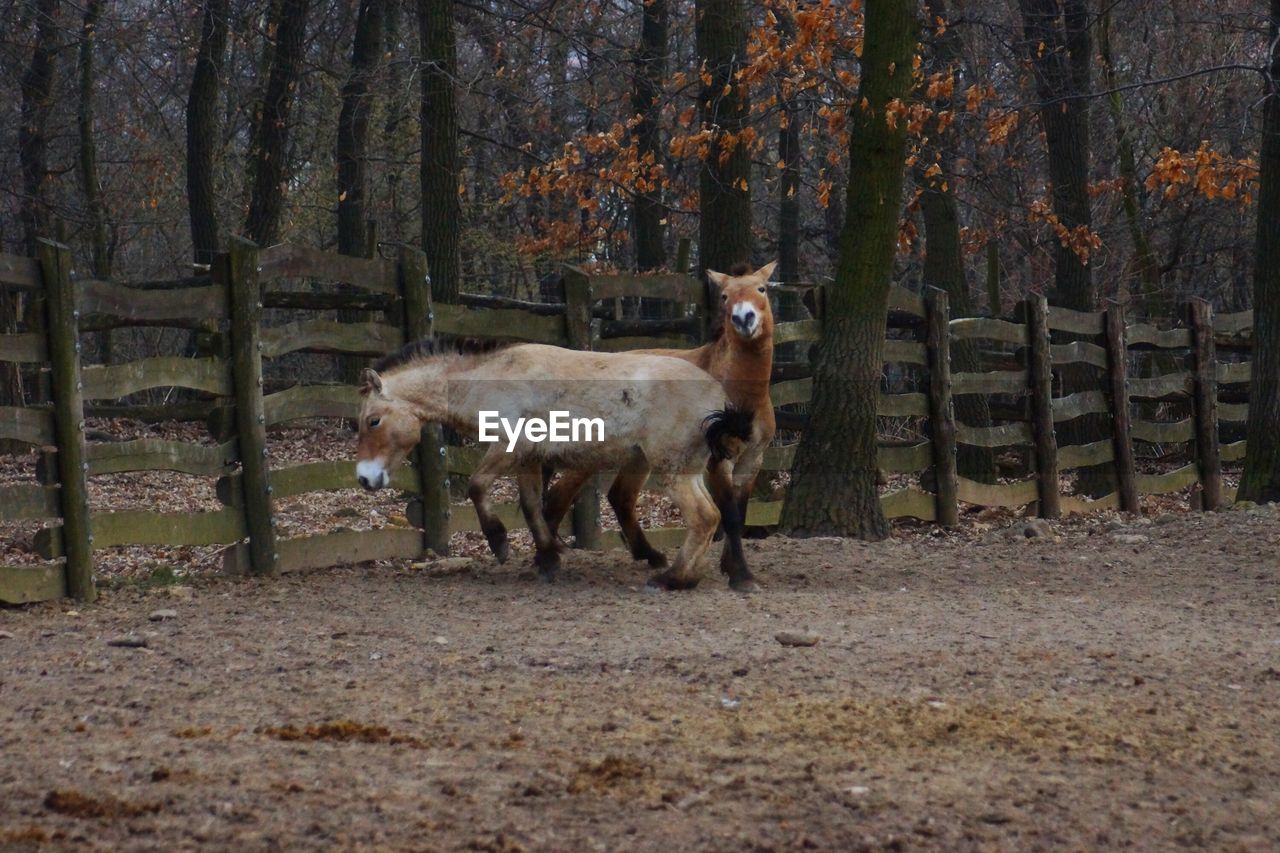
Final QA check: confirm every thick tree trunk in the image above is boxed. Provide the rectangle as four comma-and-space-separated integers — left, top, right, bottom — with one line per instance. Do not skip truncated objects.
915, 0, 993, 482
632, 0, 668, 271
187, 0, 228, 266
780, 0, 918, 540
19, 0, 60, 256
696, 0, 752, 275
337, 0, 383, 258
1239, 0, 1280, 504
244, 0, 310, 246
418, 0, 460, 304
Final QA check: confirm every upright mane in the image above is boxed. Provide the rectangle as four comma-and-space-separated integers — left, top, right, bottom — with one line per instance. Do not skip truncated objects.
371, 336, 509, 378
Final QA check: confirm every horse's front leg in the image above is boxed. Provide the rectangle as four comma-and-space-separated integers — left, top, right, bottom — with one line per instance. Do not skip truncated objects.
515, 462, 561, 582
646, 473, 718, 592
468, 446, 515, 563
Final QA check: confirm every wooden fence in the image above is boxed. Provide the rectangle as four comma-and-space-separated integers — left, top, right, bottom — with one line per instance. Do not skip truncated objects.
0, 239, 1255, 604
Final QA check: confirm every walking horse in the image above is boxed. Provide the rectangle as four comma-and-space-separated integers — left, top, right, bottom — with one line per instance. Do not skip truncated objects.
354, 341, 757, 590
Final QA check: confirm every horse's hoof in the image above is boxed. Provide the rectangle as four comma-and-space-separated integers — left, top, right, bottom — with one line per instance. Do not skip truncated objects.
729, 575, 759, 594
534, 552, 561, 583
645, 571, 700, 592
644, 551, 669, 569
493, 540, 510, 564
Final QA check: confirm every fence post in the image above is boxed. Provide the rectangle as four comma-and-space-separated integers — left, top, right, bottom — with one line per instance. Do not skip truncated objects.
38, 239, 95, 601
1188, 298, 1222, 510
221, 237, 277, 575
924, 287, 958, 526
1026, 294, 1061, 518
399, 247, 451, 555
562, 266, 602, 549
1104, 303, 1140, 513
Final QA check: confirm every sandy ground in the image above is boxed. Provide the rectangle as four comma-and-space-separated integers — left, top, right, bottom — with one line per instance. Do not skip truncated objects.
2, 508, 1279, 851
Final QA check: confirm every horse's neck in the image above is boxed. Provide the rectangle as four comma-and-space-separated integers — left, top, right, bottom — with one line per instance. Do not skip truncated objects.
712, 325, 773, 379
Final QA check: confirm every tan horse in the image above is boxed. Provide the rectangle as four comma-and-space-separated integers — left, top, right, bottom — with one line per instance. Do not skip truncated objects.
354, 341, 756, 590
541, 261, 777, 572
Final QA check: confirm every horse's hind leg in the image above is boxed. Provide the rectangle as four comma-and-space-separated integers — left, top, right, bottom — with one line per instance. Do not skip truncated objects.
468, 447, 515, 562
541, 467, 594, 549
706, 459, 756, 592
645, 474, 718, 592
608, 455, 667, 568
516, 463, 562, 582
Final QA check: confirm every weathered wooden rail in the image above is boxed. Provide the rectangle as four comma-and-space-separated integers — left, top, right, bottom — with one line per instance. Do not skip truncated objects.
0, 240, 1256, 604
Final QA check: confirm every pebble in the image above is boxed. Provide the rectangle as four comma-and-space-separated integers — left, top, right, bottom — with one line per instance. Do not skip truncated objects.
1113, 534, 1150, 545
775, 631, 820, 647
0, 630, 13, 639
1155, 514, 1179, 525
148, 609, 178, 622
107, 635, 149, 649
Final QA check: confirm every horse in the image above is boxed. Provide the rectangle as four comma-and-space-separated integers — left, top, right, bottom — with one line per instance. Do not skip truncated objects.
539, 260, 777, 574
354, 340, 757, 591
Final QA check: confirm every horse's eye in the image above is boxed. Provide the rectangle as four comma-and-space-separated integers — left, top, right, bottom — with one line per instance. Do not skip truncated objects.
757, 286, 766, 293
368, 417, 381, 429
721, 293, 728, 302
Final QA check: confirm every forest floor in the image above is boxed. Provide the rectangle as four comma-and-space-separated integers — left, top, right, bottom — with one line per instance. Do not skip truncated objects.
2, 505, 1278, 850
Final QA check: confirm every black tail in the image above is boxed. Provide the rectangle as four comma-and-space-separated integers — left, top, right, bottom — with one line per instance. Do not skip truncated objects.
702, 406, 754, 461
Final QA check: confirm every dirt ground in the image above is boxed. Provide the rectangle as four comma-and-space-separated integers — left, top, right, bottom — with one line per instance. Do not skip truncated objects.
2, 507, 1279, 851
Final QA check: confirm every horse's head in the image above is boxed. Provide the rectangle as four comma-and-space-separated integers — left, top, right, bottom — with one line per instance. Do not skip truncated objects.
355, 368, 423, 491
707, 261, 777, 343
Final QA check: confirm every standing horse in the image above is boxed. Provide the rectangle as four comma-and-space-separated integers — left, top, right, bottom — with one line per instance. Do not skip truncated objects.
540, 261, 777, 574
354, 341, 756, 590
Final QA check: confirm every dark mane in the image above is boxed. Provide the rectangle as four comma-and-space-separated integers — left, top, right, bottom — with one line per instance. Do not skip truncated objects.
727, 262, 752, 277
371, 336, 509, 375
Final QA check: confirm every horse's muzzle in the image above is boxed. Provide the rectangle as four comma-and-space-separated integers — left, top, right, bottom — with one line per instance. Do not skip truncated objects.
356, 461, 389, 491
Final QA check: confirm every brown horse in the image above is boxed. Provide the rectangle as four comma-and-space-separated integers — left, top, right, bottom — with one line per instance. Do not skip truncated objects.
540, 261, 777, 573
354, 340, 756, 590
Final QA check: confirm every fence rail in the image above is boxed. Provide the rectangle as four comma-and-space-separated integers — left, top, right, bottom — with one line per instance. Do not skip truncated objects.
0, 240, 1257, 604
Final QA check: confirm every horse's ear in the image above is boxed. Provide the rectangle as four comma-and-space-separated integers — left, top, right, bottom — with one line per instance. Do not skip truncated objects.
754, 260, 778, 283
706, 269, 729, 290
359, 368, 383, 396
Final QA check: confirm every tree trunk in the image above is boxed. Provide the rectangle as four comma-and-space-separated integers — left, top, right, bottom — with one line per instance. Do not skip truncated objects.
1239, 0, 1280, 504
187, 0, 229, 266
19, 0, 60, 256
244, 0, 310, 246
78, 0, 114, 364
1098, 8, 1159, 305
776, 9, 801, 286
1019, 0, 1106, 494
77, 0, 110, 279
632, 0, 668, 271
915, 0, 993, 482
696, 0, 752, 275
1019, 0, 1093, 311
418, 0, 460, 304
779, 0, 918, 540
337, 0, 383, 258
